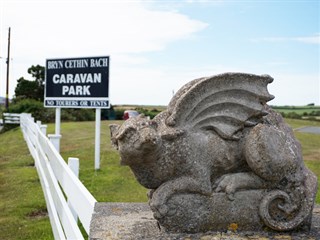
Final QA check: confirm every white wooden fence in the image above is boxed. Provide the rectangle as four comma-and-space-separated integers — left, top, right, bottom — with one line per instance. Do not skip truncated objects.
20, 113, 97, 240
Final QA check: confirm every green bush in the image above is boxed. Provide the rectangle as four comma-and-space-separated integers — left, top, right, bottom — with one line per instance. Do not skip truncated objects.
6, 99, 96, 123
8, 99, 55, 123
0, 105, 4, 117
61, 109, 95, 121
134, 107, 161, 119
114, 108, 125, 120
285, 112, 302, 119
101, 107, 116, 120
310, 111, 320, 116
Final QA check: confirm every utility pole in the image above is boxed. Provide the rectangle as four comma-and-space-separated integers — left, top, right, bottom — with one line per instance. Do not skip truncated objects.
5, 27, 11, 110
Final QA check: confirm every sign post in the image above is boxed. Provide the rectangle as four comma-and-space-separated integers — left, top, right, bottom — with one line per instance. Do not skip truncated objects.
95, 108, 101, 170
45, 56, 110, 169
55, 108, 61, 135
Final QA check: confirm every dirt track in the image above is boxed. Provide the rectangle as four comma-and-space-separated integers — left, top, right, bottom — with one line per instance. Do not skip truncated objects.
295, 126, 320, 134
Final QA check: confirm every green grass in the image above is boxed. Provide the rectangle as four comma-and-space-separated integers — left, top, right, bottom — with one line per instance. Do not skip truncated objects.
284, 119, 320, 162
0, 118, 319, 239
285, 118, 320, 129
305, 161, 320, 203
49, 120, 148, 202
285, 119, 320, 203
0, 127, 53, 240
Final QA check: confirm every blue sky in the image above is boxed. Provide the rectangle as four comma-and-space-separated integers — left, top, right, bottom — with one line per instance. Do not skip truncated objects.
0, 0, 319, 106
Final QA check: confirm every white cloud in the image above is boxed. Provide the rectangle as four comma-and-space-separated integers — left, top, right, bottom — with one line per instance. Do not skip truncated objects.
0, 0, 208, 98
2, 0, 208, 56
268, 73, 320, 106
185, 0, 225, 5
111, 62, 319, 106
294, 34, 320, 44
161, 63, 320, 106
251, 33, 320, 45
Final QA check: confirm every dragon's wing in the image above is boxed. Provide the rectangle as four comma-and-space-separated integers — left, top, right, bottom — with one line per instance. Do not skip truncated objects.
165, 73, 274, 140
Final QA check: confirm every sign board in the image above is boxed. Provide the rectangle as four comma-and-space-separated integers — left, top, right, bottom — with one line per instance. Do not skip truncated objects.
45, 56, 110, 108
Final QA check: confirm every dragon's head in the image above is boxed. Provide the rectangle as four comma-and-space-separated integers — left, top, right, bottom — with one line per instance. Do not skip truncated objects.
109, 115, 161, 165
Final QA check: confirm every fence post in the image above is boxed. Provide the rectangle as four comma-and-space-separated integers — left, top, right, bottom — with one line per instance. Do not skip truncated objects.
48, 134, 62, 153
40, 125, 47, 136
68, 157, 79, 221
20, 113, 25, 128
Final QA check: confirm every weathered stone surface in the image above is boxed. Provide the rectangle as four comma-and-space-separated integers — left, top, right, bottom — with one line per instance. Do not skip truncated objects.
89, 203, 159, 240
156, 190, 266, 232
109, 73, 318, 233
89, 203, 320, 239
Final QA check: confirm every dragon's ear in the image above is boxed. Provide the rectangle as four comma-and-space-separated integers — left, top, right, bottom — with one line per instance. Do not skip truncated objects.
109, 124, 120, 149
110, 124, 120, 138
161, 128, 185, 141
165, 73, 274, 140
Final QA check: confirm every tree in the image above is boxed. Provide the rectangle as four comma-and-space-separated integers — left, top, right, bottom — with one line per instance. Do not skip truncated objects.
14, 65, 45, 101
28, 64, 45, 86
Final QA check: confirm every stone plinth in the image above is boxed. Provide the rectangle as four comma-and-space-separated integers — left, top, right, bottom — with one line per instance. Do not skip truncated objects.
89, 203, 320, 240
89, 203, 158, 239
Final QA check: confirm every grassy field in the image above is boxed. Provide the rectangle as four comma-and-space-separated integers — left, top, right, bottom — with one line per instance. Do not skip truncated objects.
113, 104, 167, 112
272, 105, 320, 115
0, 118, 319, 239
55, 121, 148, 202
0, 127, 53, 239
284, 119, 320, 205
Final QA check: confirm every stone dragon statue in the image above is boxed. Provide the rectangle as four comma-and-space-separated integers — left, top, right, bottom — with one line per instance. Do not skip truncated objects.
110, 73, 317, 233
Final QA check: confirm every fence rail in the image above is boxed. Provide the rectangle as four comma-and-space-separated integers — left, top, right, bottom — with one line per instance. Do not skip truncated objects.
3, 112, 21, 124
20, 113, 97, 239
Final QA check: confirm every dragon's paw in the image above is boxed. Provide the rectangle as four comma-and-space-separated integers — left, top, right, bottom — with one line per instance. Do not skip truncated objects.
213, 172, 265, 201
149, 189, 177, 218
213, 173, 243, 201
150, 200, 176, 218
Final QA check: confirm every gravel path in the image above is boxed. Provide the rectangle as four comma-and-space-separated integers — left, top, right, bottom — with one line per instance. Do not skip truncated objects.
295, 126, 320, 134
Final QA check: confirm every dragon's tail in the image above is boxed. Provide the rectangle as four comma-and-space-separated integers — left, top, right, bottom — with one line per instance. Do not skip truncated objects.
259, 169, 317, 231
